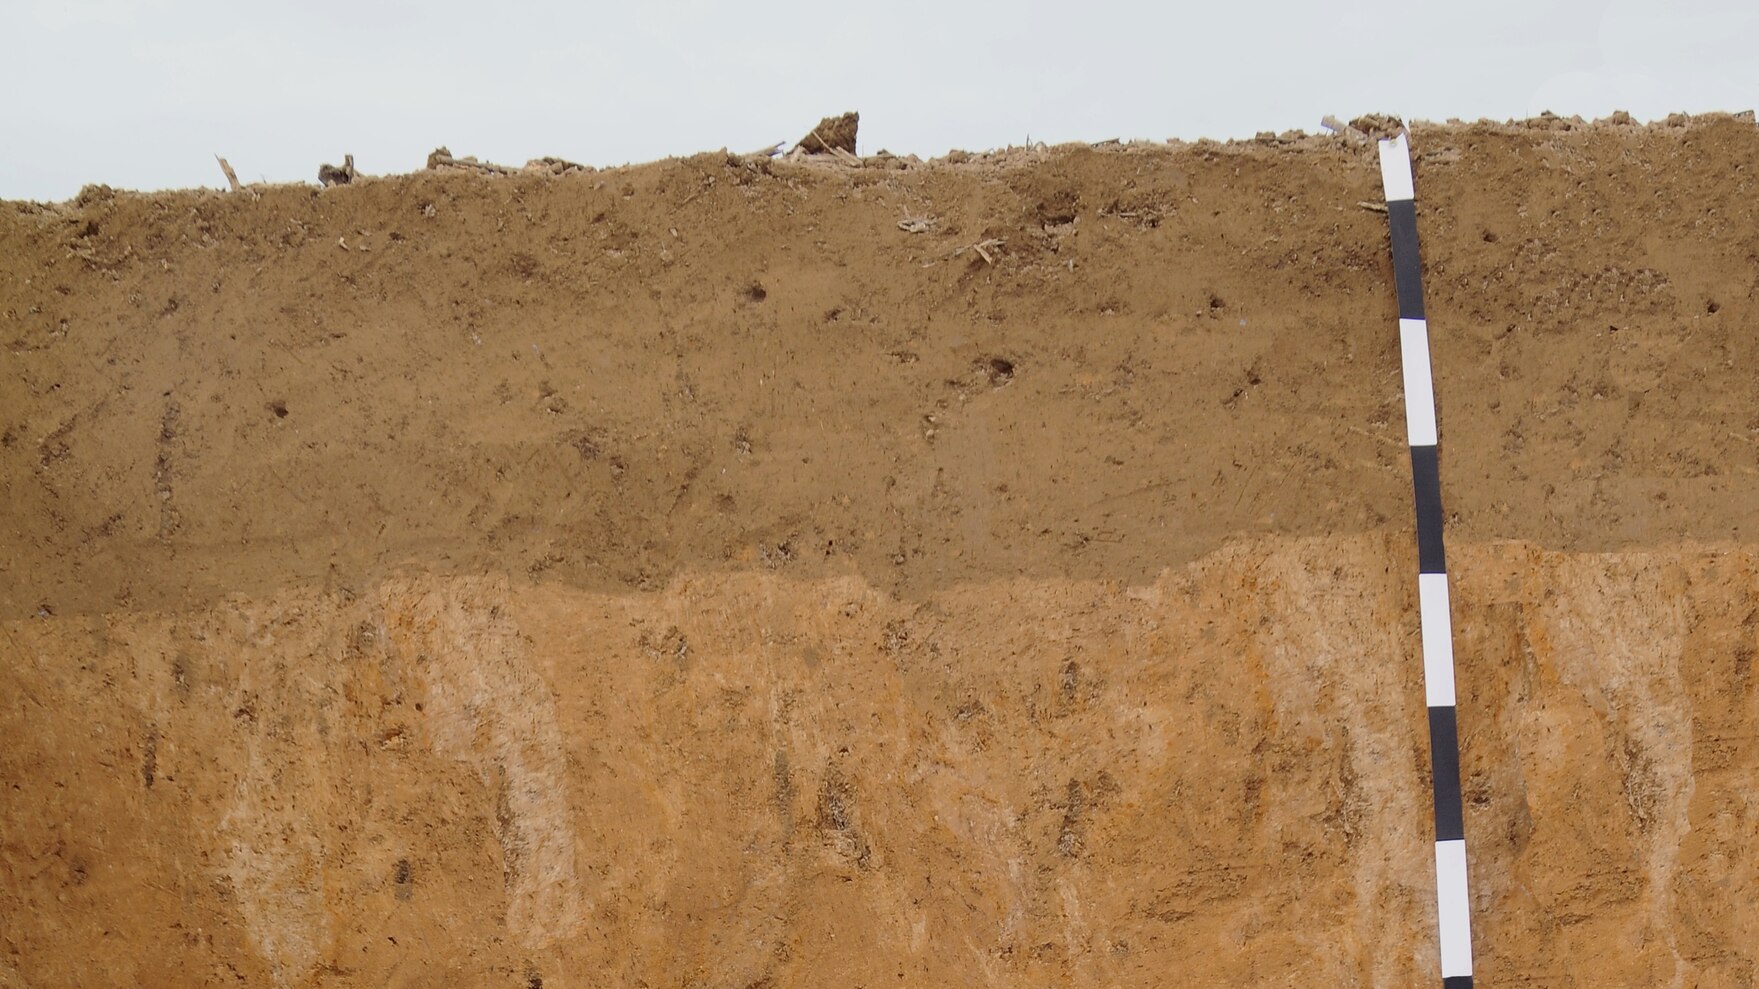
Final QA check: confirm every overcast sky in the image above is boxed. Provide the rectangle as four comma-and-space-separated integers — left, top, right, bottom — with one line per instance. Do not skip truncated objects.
2, 0, 1755, 201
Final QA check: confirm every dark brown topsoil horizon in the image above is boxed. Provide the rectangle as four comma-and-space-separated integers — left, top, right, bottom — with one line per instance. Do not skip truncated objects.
4, 114, 1758, 619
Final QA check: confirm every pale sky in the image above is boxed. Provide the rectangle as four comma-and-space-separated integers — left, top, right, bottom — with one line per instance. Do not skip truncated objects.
2, 0, 1755, 202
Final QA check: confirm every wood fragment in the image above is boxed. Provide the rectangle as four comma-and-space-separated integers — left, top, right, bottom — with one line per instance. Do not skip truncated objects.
1358, 201, 1389, 213
1320, 116, 1369, 144
425, 148, 517, 176
215, 155, 243, 193
524, 156, 589, 176
897, 211, 936, 234
952, 238, 1005, 264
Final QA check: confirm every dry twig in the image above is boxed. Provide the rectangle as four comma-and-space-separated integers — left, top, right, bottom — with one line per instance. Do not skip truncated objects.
954, 238, 1005, 264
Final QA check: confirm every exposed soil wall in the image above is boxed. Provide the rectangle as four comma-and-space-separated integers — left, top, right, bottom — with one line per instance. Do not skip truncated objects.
3, 116, 1757, 986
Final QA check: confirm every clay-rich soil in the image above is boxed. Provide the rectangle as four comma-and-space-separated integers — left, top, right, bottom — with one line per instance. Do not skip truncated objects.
3, 115, 1757, 987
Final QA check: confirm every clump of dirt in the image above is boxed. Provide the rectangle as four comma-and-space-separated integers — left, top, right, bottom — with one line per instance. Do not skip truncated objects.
795, 111, 858, 154
317, 153, 355, 187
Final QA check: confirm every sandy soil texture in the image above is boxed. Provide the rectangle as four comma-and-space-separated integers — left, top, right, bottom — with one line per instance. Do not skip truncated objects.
2, 114, 1757, 986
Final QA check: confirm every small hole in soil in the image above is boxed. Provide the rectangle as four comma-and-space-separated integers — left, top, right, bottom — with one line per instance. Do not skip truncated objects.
270, 401, 288, 419
1707, 300, 1721, 314
980, 356, 1015, 386
744, 282, 767, 302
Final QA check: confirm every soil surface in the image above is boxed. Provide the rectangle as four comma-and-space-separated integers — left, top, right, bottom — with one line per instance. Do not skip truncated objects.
3, 114, 1757, 987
